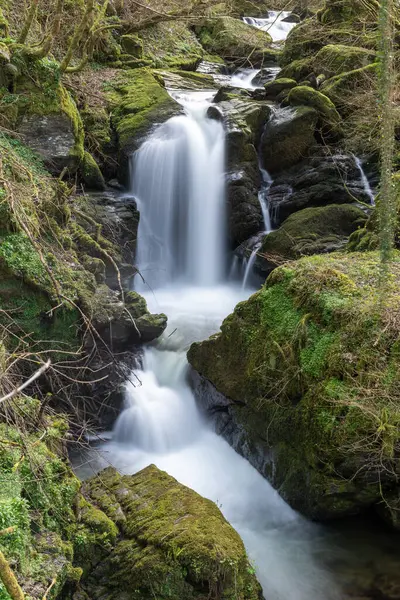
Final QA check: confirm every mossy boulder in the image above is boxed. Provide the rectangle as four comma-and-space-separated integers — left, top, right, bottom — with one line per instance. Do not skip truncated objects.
82, 465, 262, 600
312, 44, 376, 78
287, 85, 343, 139
105, 68, 181, 180
138, 21, 204, 70
321, 63, 378, 111
188, 252, 400, 521
260, 105, 318, 173
264, 78, 297, 99
258, 204, 367, 273
90, 286, 167, 348
230, 0, 270, 16
198, 17, 276, 66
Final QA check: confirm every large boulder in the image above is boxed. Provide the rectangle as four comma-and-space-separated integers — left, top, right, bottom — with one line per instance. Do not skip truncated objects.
198, 17, 277, 66
188, 252, 400, 522
256, 204, 367, 274
312, 44, 376, 79
260, 106, 318, 173
81, 465, 263, 600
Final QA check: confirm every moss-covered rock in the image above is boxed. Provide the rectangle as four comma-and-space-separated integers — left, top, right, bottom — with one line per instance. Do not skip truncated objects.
264, 77, 297, 99
82, 465, 262, 600
258, 204, 367, 272
260, 105, 318, 173
138, 21, 204, 70
287, 85, 343, 139
90, 285, 167, 348
198, 17, 276, 66
105, 68, 181, 179
188, 252, 400, 521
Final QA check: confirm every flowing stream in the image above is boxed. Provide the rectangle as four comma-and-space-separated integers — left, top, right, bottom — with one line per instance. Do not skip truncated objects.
72, 13, 398, 599
97, 89, 345, 600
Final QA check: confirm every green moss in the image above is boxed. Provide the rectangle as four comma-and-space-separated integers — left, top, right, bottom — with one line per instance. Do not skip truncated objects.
287, 85, 342, 136
80, 151, 105, 191
279, 57, 315, 81
312, 44, 376, 78
138, 21, 203, 70
105, 68, 180, 156
321, 63, 378, 109
264, 78, 297, 99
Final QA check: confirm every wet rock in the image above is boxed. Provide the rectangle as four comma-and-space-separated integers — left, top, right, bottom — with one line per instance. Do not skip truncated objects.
90, 285, 167, 349
82, 465, 263, 600
251, 67, 279, 86
227, 169, 264, 245
82, 191, 139, 289
260, 106, 318, 173
214, 96, 270, 243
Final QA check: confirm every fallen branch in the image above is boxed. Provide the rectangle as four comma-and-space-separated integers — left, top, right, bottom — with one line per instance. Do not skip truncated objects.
0, 360, 51, 404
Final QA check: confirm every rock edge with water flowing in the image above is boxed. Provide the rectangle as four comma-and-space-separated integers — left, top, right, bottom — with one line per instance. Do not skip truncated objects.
79, 465, 263, 600
188, 252, 400, 524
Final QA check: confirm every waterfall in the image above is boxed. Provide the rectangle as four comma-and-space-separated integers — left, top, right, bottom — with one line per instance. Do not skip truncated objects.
259, 167, 273, 233
242, 244, 261, 289
354, 156, 375, 206
132, 96, 225, 290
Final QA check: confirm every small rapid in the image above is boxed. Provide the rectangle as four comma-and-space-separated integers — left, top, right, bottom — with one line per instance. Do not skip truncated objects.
243, 11, 297, 42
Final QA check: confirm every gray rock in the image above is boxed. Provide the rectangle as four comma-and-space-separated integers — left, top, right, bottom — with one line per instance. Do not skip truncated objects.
18, 114, 78, 175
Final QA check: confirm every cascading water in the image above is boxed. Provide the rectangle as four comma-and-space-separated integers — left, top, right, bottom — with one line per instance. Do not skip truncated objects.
101, 89, 342, 600
354, 155, 375, 206
132, 91, 225, 290
243, 11, 297, 42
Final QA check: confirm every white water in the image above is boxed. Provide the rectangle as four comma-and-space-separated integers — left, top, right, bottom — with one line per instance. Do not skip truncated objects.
132, 91, 225, 290
230, 68, 260, 89
242, 244, 260, 289
102, 90, 341, 599
354, 156, 375, 206
243, 11, 297, 42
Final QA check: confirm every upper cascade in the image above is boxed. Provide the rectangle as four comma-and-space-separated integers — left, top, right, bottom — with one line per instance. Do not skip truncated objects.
131, 91, 226, 291
243, 11, 297, 42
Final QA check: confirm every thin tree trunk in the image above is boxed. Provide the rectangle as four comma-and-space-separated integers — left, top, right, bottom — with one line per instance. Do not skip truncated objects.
60, 0, 95, 72
18, 0, 40, 43
378, 0, 396, 267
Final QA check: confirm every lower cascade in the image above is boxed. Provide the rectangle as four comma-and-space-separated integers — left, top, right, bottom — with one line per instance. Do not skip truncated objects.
105, 91, 341, 600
